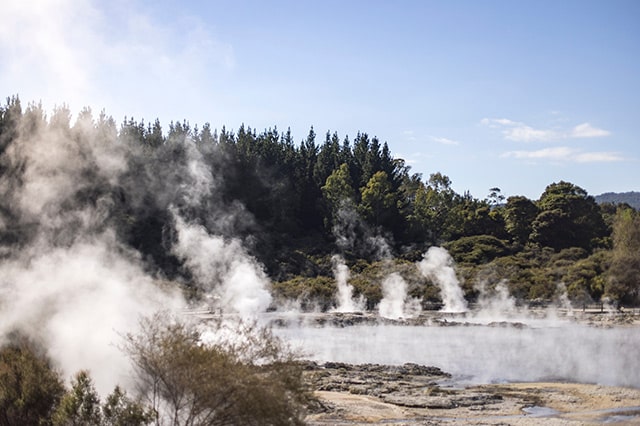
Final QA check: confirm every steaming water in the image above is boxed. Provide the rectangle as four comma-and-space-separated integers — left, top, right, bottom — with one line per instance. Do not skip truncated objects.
274, 320, 640, 388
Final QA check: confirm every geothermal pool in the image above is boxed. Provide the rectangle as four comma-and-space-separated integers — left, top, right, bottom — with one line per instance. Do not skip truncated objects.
272, 316, 640, 388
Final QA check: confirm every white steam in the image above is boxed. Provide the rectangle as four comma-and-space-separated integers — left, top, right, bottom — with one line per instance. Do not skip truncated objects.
166, 132, 272, 317
332, 206, 359, 253
0, 234, 184, 395
555, 282, 574, 314
276, 323, 640, 388
378, 273, 422, 319
172, 214, 272, 317
330, 255, 365, 313
472, 280, 522, 321
417, 246, 468, 313
0, 109, 191, 396
8, 111, 127, 225
0, 106, 272, 397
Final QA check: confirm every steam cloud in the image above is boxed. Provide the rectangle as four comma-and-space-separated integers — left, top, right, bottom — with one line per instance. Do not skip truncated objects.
172, 213, 272, 316
0, 235, 184, 394
0, 106, 271, 394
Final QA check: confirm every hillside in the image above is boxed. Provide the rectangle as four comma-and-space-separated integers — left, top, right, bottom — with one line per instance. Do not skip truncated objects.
596, 191, 640, 209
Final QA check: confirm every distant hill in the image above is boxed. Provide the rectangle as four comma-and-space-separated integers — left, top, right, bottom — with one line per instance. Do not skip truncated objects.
595, 191, 640, 209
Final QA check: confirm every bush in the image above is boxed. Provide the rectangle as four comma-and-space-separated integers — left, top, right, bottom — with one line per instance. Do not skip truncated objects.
52, 371, 152, 426
445, 235, 511, 265
123, 314, 312, 426
0, 333, 65, 426
272, 275, 335, 311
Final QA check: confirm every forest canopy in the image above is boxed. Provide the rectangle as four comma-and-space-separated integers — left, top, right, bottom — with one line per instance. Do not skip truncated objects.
1, 95, 638, 306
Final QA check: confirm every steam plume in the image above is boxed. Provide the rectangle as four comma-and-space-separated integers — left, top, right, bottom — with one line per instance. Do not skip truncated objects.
330, 255, 365, 313
171, 213, 272, 316
378, 273, 421, 319
417, 247, 468, 313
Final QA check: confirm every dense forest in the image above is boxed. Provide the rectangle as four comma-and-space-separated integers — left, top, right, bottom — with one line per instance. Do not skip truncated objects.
1, 95, 639, 307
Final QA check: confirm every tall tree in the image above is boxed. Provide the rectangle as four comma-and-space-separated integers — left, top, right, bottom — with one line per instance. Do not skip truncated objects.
146, 119, 164, 147
359, 171, 397, 228
0, 96, 22, 154
503, 195, 538, 244
531, 181, 607, 251
296, 127, 323, 231
420, 172, 458, 242
352, 132, 370, 187
606, 206, 640, 304
53, 371, 102, 426
313, 131, 342, 186
322, 163, 357, 227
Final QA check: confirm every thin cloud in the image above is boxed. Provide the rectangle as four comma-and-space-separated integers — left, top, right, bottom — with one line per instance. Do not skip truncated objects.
482, 117, 610, 142
402, 130, 417, 141
502, 147, 623, 163
481, 118, 519, 128
570, 123, 611, 138
574, 151, 623, 163
431, 136, 460, 146
502, 147, 574, 161
504, 125, 558, 142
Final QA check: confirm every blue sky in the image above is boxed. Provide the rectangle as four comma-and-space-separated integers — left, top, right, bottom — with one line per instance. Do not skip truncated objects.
1, 0, 638, 200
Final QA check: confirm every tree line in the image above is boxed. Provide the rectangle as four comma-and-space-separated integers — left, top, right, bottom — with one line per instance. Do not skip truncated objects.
1, 95, 639, 305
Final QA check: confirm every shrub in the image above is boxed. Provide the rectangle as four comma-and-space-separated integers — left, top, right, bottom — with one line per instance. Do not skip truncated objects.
123, 314, 311, 426
0, 333, 65, 426
445, 235, 511, 265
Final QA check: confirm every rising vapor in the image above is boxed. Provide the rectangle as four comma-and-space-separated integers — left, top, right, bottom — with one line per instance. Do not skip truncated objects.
0, 104, 271, 393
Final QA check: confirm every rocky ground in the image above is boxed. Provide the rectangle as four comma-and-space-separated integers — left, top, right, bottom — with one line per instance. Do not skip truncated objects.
294, 310, 640, 425
303, 362, 640, 425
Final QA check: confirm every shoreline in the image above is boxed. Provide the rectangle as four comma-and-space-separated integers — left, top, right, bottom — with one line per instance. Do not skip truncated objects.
304, 362, 640, 425
291, 311, 640, 424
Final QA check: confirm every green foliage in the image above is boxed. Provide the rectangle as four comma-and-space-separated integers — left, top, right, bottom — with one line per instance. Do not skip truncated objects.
101, 386, 153, 426
503, 196, 538, 244
0, 335, 151, 426
3, 94, 636, 304
563, 251, 609, 304
52, 372, 152, 426
53, 371, 102, 426
446, 198, 507, 240
321, 163, 357, 231
531, 181, 607, 251
445, 235, 511, 264
0, 334, 65, 426
359, 171, 398, 228
606, 207, 640, 304
272, 276, 336, 311
123, 314, 311, 426
422, 173, 458, 242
